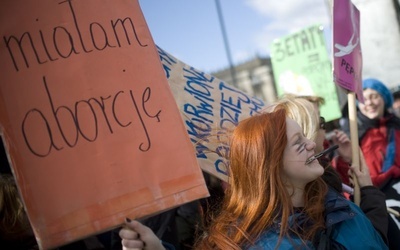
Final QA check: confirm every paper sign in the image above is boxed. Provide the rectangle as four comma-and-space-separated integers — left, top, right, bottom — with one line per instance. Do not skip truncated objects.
0, 1, 208, 249
157, 46, 265, 182
270, 24, 342, 122
333, 0, 363, 101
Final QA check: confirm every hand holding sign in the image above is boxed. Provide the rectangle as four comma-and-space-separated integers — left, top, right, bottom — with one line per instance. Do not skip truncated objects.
333, 0, 362, 205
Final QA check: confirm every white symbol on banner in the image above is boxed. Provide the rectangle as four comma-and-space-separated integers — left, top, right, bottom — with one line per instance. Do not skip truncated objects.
334, 2, 359, 58
334, 33, 359, 57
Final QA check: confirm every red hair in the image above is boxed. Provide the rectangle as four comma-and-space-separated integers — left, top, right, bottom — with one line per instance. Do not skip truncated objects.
195, 109, 327, 249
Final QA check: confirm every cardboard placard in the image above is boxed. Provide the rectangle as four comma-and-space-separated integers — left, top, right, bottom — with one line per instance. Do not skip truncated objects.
157, 46, 266, 182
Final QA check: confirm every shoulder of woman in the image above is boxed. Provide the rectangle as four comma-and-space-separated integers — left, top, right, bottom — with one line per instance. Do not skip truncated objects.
251, 229, 306, 249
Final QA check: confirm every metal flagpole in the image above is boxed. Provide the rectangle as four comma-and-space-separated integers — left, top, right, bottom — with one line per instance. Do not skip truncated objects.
215, 0, 238, 87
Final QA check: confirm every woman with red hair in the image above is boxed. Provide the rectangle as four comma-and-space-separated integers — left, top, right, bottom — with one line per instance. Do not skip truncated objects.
195, 109, 327, 249
121, 107, 387, 249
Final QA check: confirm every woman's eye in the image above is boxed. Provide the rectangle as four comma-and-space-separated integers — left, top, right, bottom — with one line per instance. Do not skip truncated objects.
296, 142, 305, 152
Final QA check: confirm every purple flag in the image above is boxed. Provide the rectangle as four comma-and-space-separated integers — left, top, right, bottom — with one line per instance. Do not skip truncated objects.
333, 0, 363, 102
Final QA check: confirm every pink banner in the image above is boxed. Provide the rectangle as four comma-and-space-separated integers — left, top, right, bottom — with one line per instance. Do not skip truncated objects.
333, 0, 363, 101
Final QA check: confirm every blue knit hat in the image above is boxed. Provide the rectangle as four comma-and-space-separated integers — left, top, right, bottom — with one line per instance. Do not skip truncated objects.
362, 78, 394, 109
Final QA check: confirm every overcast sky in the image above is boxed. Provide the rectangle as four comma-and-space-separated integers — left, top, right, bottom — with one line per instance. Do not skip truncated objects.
139, 0, 331, 73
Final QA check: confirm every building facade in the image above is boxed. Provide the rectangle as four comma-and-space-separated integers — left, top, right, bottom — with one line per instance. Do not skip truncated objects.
212, 56, 277, 104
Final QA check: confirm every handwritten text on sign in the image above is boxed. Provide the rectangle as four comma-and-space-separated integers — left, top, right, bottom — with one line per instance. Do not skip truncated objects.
2, 0, 164, 158
4, 0, 147, 72
21, 77, 160, 157
158, 46, 265, 181
0, 1, 208, 249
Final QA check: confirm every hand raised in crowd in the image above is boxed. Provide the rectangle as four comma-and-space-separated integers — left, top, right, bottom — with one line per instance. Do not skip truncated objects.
120, 218, 165, 250
331, 129, 352, 163
348, 150, 373, 188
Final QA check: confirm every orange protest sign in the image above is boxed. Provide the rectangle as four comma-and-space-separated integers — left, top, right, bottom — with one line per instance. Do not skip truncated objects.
0, 1, 208, 249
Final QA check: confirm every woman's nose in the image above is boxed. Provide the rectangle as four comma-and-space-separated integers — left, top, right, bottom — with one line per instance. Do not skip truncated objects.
363, 98, 372, 105
305, 140, 316, 150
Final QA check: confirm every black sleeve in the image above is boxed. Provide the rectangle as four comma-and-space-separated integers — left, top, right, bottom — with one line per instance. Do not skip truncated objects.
360, 186, 388, 245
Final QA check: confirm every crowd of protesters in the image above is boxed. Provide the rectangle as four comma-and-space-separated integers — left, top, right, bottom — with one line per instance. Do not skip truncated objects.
2, 78, 400, 249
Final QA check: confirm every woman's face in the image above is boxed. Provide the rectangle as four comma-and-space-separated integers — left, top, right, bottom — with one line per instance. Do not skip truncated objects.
282, 118, 324, 187
359, 88, 385, 119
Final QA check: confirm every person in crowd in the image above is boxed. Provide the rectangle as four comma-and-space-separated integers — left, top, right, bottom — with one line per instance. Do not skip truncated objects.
293, 94, 382, 198
121, 104, 387, 249
340, 78, 400, 187
295, 95, 400, 248
340, 78, 400, 245
270, 96, 389, 244
0, 174, 38, 249
292, 95, 352, 163
392, 85, 400, 118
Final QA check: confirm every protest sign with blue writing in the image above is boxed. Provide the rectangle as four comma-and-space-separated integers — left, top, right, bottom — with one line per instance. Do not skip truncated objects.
157, 46, 265, 182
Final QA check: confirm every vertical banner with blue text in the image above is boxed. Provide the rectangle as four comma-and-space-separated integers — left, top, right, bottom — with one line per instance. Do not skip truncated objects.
157, 46, 266, 182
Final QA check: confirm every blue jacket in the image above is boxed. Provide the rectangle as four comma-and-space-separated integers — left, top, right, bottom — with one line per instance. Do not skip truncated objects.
250, 188, 388, 249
